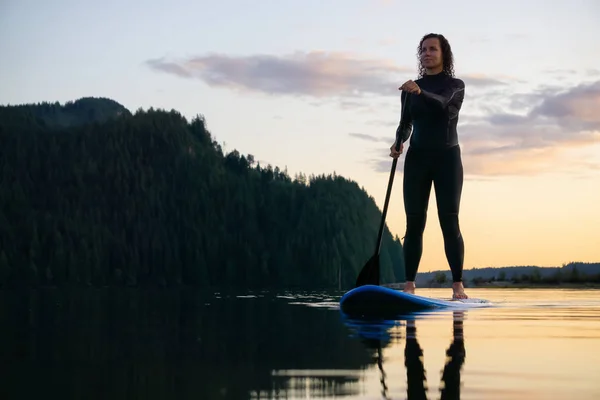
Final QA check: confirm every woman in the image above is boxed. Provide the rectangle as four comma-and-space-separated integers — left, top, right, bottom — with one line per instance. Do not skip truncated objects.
390, 33, 468, 299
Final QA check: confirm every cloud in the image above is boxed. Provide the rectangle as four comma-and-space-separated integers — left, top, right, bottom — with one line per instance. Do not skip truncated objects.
148, 61, 193, 78
146, 52, 405, 98
530, 81, 600, 128
462, 74, 508, 87
146, 51, 506, 100
457, 80, 600, 176
544, 68, 578, 76
465, 80, 600, 143
588, 69, 600, 77
542, 68, 600, 80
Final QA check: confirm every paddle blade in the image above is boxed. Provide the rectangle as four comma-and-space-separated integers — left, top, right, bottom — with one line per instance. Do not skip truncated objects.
355, 253, 380, 287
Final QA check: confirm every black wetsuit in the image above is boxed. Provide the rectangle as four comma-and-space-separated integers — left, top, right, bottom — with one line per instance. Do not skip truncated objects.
396, 71, 466, 282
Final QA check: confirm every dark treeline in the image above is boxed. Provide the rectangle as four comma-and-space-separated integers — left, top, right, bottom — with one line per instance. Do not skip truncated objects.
0, 97, 405, 289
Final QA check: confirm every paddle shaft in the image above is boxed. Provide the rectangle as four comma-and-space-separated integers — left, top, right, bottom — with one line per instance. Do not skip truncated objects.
354, 91, 408, 288
374, 157, 398, 255
373, 91, 407, 256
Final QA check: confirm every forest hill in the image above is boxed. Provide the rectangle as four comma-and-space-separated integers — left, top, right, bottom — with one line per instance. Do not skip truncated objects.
0, 97, 405, 290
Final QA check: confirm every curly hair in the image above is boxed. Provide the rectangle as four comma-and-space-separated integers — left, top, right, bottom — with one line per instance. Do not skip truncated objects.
416, 33, 455, 78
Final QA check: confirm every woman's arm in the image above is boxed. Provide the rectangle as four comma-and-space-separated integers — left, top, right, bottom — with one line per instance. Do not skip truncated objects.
396, 91, 413, 144
419, 78, 465, 119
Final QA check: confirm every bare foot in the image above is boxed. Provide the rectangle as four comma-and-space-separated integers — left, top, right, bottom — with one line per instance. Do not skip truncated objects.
452, 282, 468, 299
403, 281, 416, 294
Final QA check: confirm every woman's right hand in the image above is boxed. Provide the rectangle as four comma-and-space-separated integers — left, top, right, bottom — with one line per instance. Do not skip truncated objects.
390, 141, 403, 158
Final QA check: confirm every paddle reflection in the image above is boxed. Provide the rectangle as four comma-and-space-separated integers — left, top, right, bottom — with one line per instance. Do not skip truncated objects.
343, 311, 466, 400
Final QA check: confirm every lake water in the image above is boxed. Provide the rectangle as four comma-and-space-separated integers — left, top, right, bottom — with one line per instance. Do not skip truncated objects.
2, 287, 599, 399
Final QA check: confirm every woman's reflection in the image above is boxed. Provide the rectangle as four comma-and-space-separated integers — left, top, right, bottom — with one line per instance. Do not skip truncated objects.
405, 311, 466, 400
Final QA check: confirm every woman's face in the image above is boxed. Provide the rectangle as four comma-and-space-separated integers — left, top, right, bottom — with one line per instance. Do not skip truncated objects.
420, 37, 443, 71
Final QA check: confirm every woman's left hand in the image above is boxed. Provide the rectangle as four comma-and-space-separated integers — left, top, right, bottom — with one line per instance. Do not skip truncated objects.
399, 80, 421, 95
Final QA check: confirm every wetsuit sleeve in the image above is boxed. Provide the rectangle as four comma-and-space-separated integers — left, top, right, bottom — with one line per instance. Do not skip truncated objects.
395, 92, 413, 144
419, 78, 465, 119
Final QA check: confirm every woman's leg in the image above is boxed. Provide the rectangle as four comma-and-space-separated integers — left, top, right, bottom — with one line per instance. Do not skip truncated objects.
402, 147, 434, 291
433, 145, 467, 298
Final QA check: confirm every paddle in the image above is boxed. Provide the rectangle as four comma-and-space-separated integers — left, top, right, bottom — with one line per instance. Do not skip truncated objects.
355, 91, 408, 288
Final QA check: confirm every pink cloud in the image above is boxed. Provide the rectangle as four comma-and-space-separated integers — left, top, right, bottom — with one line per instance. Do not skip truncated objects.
146, 51, 506, 100
459, 80, 600, 176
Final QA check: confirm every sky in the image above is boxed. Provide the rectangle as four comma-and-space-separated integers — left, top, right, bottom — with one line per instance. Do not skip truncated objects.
1, 0, 599, 273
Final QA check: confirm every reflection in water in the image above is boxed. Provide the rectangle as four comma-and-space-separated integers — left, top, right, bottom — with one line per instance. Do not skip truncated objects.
1, 288, 374, 399
3, 288, 599, 399
405, 312, 465, 400
343, 311, 466, 400
377, 345, 389, 399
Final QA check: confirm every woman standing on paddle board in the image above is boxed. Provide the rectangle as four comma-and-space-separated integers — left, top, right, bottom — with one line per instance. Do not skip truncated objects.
390, 33, 468, 299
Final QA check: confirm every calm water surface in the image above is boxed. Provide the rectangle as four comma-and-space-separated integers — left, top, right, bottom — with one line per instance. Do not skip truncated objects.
2, 287, 599, 399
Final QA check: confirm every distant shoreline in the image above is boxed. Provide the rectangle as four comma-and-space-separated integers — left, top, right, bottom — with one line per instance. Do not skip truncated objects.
407, 262, 600, 290
384, 282, 600, 289
469, 282, 600, 289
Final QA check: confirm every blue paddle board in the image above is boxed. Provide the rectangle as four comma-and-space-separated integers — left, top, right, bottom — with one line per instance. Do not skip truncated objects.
339, 284, 491, 316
